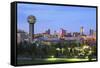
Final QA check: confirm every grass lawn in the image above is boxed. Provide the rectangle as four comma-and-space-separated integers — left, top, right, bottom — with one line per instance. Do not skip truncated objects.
17, 58, 96, 65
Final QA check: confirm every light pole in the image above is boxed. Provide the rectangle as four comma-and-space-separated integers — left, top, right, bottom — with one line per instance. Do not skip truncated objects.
27, 15, 36, 43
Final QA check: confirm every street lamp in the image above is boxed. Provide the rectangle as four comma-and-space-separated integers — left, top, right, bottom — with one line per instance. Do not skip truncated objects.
27, 15, 36, 43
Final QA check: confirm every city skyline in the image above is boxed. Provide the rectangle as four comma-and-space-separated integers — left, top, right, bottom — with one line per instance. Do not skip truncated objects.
17, 3, 96, 34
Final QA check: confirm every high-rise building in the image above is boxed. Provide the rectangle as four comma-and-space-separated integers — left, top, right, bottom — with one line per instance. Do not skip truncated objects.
80, 26, 84, 35
60, 28, 66, 38
54, 30, 58, 38
89, 29, 94, 36
45, 29, 50, 34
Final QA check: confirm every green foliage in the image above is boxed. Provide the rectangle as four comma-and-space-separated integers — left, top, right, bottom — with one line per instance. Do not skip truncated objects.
17, 40, 96, 60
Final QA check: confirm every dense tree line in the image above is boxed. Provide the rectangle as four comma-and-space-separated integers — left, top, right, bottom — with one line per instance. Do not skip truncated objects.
17, 40, 96, 60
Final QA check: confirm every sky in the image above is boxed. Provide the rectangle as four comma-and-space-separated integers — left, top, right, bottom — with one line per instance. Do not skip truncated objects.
17, 3, 96, 34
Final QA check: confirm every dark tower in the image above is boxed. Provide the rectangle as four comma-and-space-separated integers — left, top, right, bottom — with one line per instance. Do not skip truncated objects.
90, 28, 94, 36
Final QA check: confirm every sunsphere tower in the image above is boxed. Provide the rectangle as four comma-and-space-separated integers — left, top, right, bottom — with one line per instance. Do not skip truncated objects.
27, 15, 36, 43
